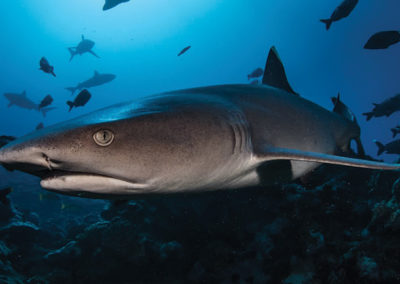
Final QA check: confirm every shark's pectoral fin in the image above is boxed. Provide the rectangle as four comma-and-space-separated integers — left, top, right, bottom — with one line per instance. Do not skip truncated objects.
89, 50, 100, 58
262, 46, 298, 96
254, 146, 400, 171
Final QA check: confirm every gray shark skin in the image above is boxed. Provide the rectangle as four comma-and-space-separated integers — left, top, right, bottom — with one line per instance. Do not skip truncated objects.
68, 35, 100, 61
1, 47, 399, 199
4, 91, 55, 117
0, 84, 399, 199
103, 0, 130, 11
65, 71, 116, 95
320, 0, 358, 30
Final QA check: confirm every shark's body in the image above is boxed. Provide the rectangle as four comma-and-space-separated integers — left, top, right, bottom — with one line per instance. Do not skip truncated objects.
1, 47, 398, 199
66, 71, 116, 95
68, 35, 100, 62
4, 91, 55, 117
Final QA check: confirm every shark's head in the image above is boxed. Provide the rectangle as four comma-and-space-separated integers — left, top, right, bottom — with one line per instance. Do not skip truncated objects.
0, 101, 157, 198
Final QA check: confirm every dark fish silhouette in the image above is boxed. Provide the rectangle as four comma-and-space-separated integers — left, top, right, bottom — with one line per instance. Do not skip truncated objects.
375, 139, 400, 156
39, 95, 53, 110
103, 0, 130, 11
247, 68, 263, 80
39, 57, 56, 77
178, 46, 191, 56
65, 71, 116, 95
331, 93, 364, 156
363, 94, 400, 121
68, 35, 100, 61
36, 122, 44, 130
0, 136, 16, 148
364, 31, 400, 49
320, 0, 358, 30
67, 89, 91, 112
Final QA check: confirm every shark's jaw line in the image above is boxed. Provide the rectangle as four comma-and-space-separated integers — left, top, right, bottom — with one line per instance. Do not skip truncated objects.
40, 170, 149, 196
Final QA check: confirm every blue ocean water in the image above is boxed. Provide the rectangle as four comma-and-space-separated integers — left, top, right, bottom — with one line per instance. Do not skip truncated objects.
1, 1, 400, 283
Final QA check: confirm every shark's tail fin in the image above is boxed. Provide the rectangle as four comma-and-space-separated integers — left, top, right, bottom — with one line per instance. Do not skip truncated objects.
391, 128, 399, 138
374, 140, 386, 156
65, 87, 77, 95
68, 48, 76, 62
320, 19, 332, 30
362, 112, 374, 121
67, 101, 74, 112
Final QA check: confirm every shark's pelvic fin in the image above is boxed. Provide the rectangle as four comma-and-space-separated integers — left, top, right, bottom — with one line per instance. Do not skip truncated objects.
262, 46, 298, 96
255, 146, 400, 171
89, 50, 100, 58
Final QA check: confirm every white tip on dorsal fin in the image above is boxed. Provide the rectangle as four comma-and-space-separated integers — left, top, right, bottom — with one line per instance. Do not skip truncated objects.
255, 146, 400, 171
262, 46, 298, 96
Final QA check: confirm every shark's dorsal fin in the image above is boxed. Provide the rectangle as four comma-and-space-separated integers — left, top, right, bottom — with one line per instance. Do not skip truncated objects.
22, 91, 26, 97
254, 146, 400, 171
94, 70, 99, 77
262, 46, 298, 96
81, 35, 85, 40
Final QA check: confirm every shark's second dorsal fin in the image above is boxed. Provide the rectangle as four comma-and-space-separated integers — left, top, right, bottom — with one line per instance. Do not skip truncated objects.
262, 46, 298, 96
94, 70, 99, 77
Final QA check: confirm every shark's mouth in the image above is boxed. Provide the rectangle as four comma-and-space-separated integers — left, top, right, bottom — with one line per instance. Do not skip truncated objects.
39, 169, 148, 197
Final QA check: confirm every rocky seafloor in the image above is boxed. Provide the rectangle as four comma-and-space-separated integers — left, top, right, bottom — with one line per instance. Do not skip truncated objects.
1, 163, 400, 284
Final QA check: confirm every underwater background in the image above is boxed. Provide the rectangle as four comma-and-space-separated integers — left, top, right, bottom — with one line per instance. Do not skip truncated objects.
1, 0, 400, 283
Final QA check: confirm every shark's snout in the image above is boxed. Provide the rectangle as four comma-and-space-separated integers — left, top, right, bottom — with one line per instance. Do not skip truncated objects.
0, 143, 57, 176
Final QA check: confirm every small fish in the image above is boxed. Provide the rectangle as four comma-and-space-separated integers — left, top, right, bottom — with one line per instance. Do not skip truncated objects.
36, 123, 44, 130
39, 192, 60, 201
67, 89, 91, 112
39, 95, 53, 110
363, 94, 400, 121
320, 0, 358, 30
39, 57, 56, 77
0, 135, 16, 148
374, 139, 400, 156
61, 202, 82, 212
364, 31, 400, 50
331, 93, 364, 156
0, 187, 13, 205
391, 126, 400, 138
247, 68, 263, 80
178, 46, 191, 56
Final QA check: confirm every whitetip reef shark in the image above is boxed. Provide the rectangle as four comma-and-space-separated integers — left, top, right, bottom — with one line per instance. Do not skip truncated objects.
0, 47, 399, 199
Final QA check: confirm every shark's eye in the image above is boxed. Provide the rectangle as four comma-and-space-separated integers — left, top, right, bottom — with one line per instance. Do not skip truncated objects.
93, 129, 114, 146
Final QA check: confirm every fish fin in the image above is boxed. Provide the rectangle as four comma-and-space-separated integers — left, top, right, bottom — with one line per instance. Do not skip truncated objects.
67, 101, 74, 112
7, 102, 13, 107
68, 48, 76, 62
362, 112, 374, 121
320, 19, 332, 30
391, 128, 398, 138
373, 140, 386, 156
81, 35, 85, 40
262, 46, 298, 96
355, 137, 365, 157
21, 90, 26, 97
89, 50, 100, 58
40, 107, 55, 117
254, 146, 399, 171
65, 87, 76, 95
94, 70, 99, 76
